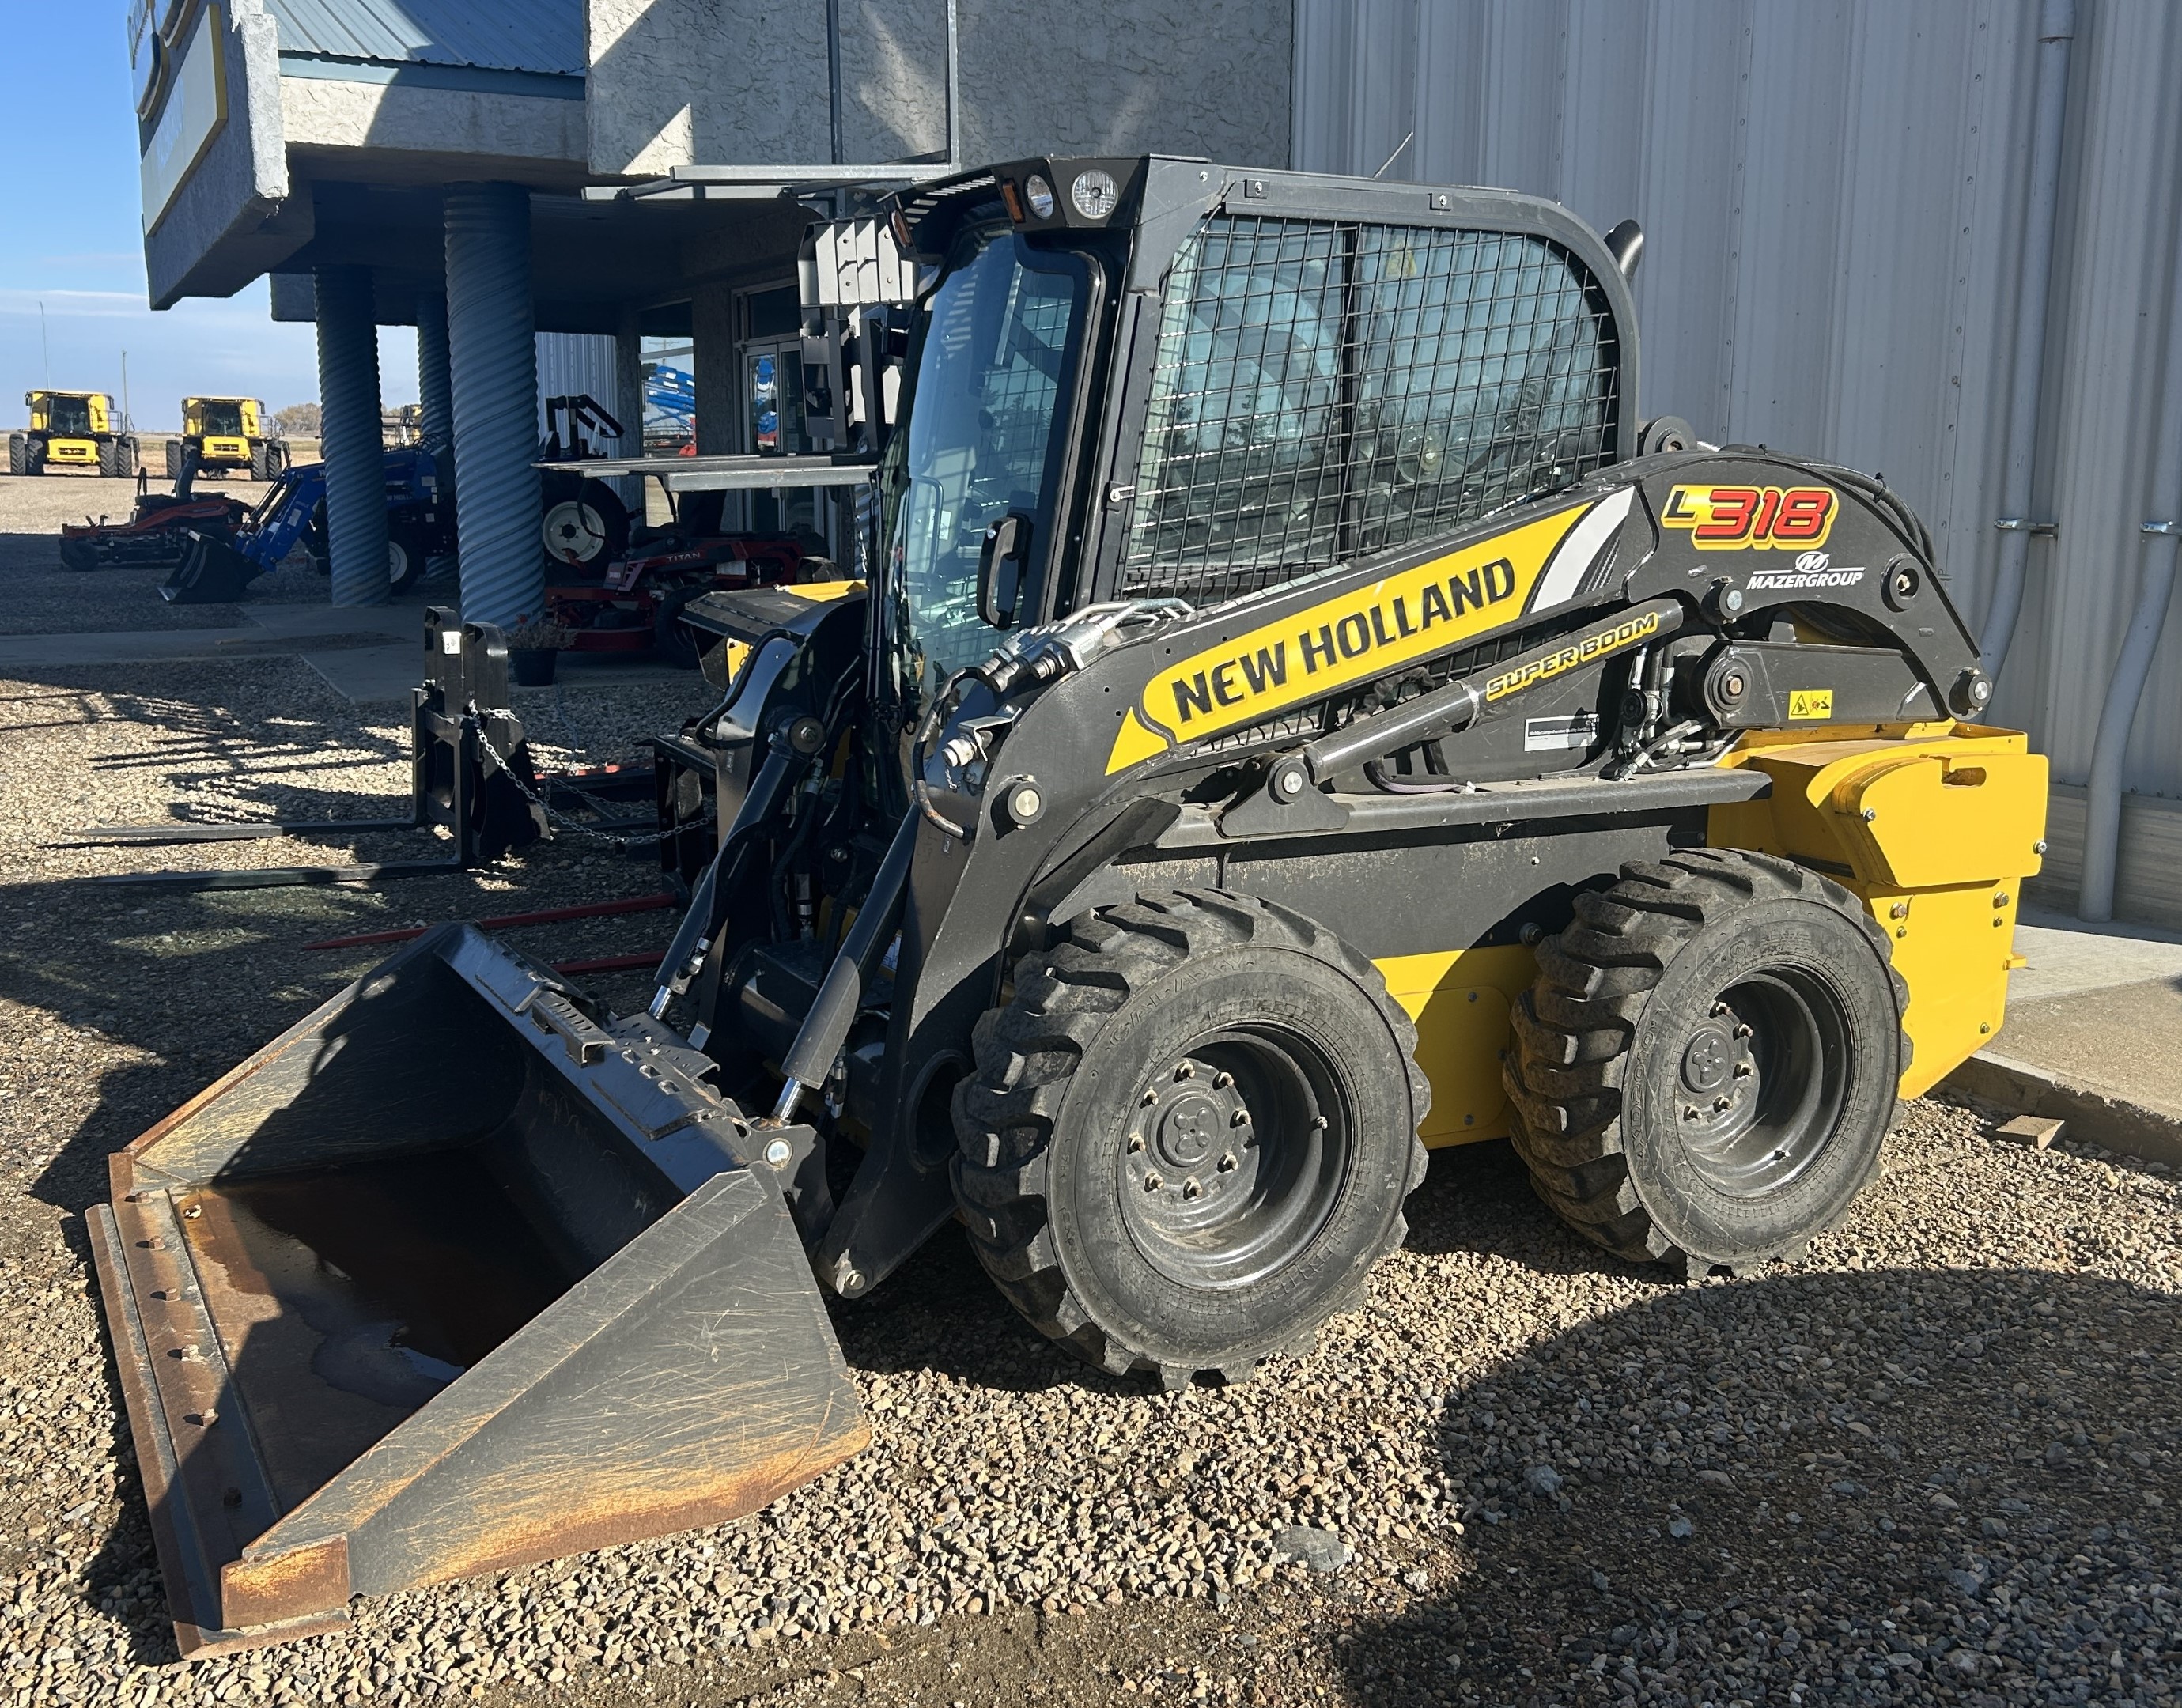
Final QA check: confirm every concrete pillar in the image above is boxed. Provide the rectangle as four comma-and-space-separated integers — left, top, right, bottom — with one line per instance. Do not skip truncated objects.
416, 289, 453, 455
444, 183, 541, 629
614, 304, 645, 512
313, 265, 390, 607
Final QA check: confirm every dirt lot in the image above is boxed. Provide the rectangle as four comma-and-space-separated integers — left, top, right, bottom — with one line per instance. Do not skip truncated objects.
0, 476, 2176, 1707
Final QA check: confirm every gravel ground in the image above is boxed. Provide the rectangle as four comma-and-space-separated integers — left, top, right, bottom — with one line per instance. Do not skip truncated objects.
0, 606, 2176, 1708
0, 473, 335, 633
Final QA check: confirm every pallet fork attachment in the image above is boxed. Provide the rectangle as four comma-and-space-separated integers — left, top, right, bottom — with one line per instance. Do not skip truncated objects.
83, 610, 547, 888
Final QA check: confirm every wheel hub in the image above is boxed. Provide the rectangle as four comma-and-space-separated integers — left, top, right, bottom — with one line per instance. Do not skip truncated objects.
1672, 975, 1847, 1198
1130, 1056, 1256, 1214
544, 501, 608, 565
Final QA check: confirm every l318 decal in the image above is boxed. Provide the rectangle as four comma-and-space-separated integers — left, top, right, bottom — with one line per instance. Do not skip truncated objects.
1662, 484, 1836, 550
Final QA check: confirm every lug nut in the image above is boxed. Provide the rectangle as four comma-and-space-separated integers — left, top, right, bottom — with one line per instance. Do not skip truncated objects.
1141, 1088, 1159, 1107
1714, 1095, 1734, 1112
1231, 1108, 1251, 1126
1144, 1172, 1163, 1192
1213, 1071, 1235, 1090
1733, 1063, 1753, 1079
1127, 1132, 1146, 1154
1175, 1060, 1196, 1079
1217, 1151, 1238, 1172
1182, 1177, 1203, 1200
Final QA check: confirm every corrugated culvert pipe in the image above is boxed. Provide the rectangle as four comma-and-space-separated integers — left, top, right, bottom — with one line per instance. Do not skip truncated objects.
444, 184, 542, 631
417, 288, 453, 455
314, 264, 391, 607
1978, 0, 2076, 686
2078, 210, 2182, 922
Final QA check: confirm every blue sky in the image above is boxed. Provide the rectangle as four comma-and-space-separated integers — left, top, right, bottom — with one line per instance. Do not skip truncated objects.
0, 6, 415, 433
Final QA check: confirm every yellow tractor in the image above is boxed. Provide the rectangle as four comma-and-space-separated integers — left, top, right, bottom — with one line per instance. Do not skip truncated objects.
169, 395, 288, 482
11, 390, 138, 476
91, 157, 2048, 1655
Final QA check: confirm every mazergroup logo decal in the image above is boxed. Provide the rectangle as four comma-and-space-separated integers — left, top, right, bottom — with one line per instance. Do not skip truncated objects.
1746, 550, 1867, 592
1106, 501, 1593, 772
1662, 484, 1837, 550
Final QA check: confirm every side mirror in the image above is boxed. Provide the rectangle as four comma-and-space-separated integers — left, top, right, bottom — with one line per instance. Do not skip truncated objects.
978, 509, 1033, 628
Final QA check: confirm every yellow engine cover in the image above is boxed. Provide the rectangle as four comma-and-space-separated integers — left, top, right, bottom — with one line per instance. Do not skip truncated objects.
1708, 723, 2048, 1097
201, 437, 251, 463
47, 439, 100, 463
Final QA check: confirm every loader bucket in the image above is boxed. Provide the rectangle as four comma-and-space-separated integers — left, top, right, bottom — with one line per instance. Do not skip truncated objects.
89, 925, 868, 1657
160, 531, 256, 603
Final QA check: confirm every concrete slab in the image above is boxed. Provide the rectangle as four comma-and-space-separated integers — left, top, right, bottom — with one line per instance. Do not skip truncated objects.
302, 641, 700, 702
244, 603, 427, 640
1996, 976, 2182, 1121
2009, 907, 2182, 1003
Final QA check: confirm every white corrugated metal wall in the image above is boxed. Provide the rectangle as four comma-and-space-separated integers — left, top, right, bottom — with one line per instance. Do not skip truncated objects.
1294, 0, 2182, 921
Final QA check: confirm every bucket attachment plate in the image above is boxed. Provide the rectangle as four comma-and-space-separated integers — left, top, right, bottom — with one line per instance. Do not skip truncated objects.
92, 925, 868, 1655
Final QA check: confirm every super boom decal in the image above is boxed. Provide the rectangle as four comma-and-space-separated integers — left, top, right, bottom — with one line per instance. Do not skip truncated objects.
1106, 501, 1594, 773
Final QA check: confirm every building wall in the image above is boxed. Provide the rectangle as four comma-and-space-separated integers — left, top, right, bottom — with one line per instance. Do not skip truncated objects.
587, 0, 1291, 176
1294, 0, 2182, 871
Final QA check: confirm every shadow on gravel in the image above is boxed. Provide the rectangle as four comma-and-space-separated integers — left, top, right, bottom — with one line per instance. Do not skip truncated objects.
1343, 1266, 2182, 1707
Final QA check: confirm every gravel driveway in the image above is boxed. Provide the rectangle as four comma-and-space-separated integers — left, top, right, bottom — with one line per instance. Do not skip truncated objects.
0, 588, 2174, 1707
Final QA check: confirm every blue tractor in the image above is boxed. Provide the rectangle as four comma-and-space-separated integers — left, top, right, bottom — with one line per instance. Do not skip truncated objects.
161, 446, 456, 603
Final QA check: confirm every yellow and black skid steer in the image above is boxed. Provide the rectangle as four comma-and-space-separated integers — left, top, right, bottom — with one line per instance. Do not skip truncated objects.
91, 157, 2048, 1653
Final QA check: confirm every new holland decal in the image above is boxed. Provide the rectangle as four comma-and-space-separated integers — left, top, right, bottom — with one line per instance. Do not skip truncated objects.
1661, 483, 1837, 550
1106, 500, 1598, 773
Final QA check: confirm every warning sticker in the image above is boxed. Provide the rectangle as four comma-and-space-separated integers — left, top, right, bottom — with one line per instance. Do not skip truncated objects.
1524, 712, 1601, 753
1788, 689, 1834, 720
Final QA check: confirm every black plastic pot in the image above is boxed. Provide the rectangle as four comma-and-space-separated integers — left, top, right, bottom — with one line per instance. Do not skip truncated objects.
509, 646, 558, 686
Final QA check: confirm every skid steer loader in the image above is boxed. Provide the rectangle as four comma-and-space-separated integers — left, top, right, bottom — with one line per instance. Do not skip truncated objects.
92, 157, 2047, 1654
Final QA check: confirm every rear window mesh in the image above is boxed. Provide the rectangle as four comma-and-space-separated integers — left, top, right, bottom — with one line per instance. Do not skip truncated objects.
1118, 217, 1620, 608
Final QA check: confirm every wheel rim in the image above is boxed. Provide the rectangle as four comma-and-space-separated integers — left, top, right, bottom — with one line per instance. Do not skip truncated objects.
1117, 1026, 1352, 1290
543, 500, 609, 565
1672, 967, 1850, 1196
388, 541, 411, 586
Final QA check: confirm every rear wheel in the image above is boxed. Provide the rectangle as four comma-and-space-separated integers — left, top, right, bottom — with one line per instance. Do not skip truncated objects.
166, 439, 184, 480
7, 434, 24, 477
652, 582, 704, 667
540, 478, 630, 580
1504, 848, 1906, 1275
98, 439, 119, 478
953, 890, 1429, 1386
387, 523, 425, 594
115, 436, 138, 479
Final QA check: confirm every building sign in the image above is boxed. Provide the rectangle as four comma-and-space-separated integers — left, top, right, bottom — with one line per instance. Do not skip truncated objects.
140, 2, 228, 233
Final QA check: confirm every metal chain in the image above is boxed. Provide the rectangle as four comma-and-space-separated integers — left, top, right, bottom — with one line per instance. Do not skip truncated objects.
497, 754, 714, 849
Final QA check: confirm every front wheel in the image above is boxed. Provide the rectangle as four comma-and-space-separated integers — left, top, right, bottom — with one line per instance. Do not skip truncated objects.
953, 890, 1430, 1387
1504, 848, 1906, 1276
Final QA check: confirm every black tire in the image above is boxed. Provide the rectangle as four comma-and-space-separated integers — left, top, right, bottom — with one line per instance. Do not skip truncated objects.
98, 439, 119, 478
165, 439, 184, 480
540, 478, 630, 580
652, 582, 703, 667
386, 523, 425, 594
24, 436, 46, 477
1504, 848, 1908, 1276
953, 890, 1431, 1387
116, 436, 138, 479
59, 538, 98, 572
6, 434, 22, 477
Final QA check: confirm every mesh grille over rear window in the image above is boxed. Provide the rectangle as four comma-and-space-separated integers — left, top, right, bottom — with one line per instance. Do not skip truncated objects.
1119, 217, 1620, 607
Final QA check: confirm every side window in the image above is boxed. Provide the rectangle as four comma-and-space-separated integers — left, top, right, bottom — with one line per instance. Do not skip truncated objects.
1120, 219, 1617, 607
1121, 220, 1349, 605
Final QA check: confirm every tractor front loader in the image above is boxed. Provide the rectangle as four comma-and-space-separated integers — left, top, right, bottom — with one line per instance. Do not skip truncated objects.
92, 157, 2048, 1655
